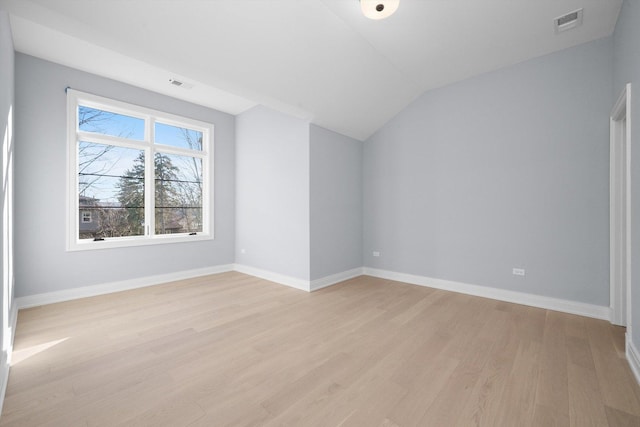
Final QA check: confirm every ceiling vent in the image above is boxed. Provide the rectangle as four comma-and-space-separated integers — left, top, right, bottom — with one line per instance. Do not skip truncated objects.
554, 8, 583, 33
168, 78, 193, 89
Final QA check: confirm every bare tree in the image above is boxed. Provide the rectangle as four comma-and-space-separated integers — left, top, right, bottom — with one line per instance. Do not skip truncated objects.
176, 128, 204, 231
77, 107, 135, 196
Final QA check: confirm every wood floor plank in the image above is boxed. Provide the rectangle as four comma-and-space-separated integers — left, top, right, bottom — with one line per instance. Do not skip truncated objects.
116, 396, 206, 427
453, 309, 520, 427
604, 405, 640, 427
534, 311, 569, 420
1, 272, 639, 426
532, 404, 570, 427
493, 340, 541, 427
567, 361, 609, 427
338, 380, 406, 427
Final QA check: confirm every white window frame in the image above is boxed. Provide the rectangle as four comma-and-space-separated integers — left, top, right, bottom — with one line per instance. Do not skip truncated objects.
67, 89, 214, 251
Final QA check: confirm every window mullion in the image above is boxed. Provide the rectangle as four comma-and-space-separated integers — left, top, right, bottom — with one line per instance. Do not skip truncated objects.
145, 118, 155, 237
76, 131, 146, 149
154, 145, 206, 158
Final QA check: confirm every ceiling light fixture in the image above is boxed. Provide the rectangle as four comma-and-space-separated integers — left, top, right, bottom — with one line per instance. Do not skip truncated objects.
361, 0, 399, 20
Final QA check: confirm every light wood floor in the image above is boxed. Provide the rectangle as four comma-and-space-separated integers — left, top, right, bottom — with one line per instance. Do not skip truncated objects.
2, 273, 640, 426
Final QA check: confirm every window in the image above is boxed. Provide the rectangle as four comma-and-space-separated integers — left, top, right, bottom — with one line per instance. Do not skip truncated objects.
67, 89, 213, 250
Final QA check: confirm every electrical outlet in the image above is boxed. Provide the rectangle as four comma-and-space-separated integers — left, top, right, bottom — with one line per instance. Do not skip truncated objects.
373, 251, 380, 257
512, 268, 525, 276
240, 249, 246, 254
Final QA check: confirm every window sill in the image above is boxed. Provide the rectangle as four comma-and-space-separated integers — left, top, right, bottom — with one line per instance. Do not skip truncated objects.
67, 233, 213, 252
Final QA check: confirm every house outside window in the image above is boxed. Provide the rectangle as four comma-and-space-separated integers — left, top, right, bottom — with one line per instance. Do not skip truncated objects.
67, 89, 213, 251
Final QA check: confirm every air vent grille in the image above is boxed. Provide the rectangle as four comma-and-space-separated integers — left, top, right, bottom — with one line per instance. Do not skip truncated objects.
557, 11, 579, 27
555, 8, 583, 33
168, 78, 193, 89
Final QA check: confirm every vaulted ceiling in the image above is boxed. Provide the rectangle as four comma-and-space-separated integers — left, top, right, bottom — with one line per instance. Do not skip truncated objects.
0, 0, 623, 140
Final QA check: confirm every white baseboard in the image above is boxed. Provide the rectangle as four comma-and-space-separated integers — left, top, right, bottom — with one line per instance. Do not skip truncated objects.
0, 353, 7, 421
13, 263, 364, 311
310, 267, 364, 291
15, 264, 234, 309
627, 334, 640, 387
233, 264, 310, 292
12, 263, 612, 321
363, 267, 610, 321
232, 264, 364, 293
0, 301, 18, 419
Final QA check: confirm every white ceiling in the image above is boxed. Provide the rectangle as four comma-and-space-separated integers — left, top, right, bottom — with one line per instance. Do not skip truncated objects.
0, 0, 623, 140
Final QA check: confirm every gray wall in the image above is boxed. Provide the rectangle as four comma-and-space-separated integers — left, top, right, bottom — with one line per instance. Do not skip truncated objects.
14, 54, 236, 297
613, 0, 640, 348
0, 10, 15, 375
310, 124, 362, 280
235, 105, 310, 280
363, 37, 613, 305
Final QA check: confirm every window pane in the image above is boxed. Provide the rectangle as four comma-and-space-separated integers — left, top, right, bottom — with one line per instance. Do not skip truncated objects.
78, 142, 145, 239
155, 122, 203, 151
155, 208, 202, 234
78, 106, 145, 140
154, 152, 203, 235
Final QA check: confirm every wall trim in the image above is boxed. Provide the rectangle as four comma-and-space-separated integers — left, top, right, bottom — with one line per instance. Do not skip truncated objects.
232, 265, 364, 293
0, 353, 7, 421
609, 82, 632, 327
0, 301, 19, 418
627, 333, 640, 387
363, 267, 610, 321
232, 264, 310, 292
13, 263, 366, 312
310, 267, 364, 291
13, 264, 613, 321
13, 264, 612, 320
15, 264, 235, 309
